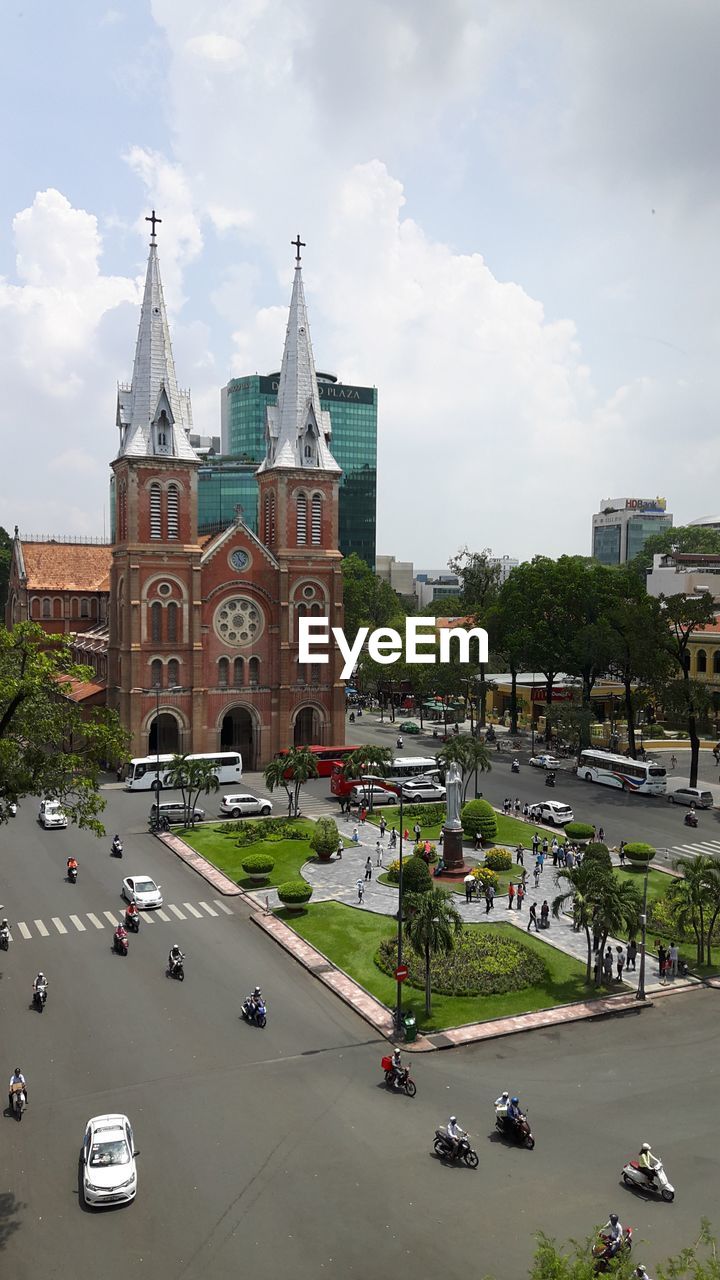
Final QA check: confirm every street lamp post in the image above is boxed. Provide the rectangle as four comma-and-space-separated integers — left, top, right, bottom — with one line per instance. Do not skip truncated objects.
395, 794, 405, 1037
635, 858, 650, 1002
142, 684, 185, 794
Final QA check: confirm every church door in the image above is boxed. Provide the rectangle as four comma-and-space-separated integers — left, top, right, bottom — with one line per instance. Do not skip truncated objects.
221, 708, 255, 770
293, 706, 319, 746
148, 713, 180, 755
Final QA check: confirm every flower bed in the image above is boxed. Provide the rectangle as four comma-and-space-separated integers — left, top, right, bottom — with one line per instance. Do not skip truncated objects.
375, 931, 547, 996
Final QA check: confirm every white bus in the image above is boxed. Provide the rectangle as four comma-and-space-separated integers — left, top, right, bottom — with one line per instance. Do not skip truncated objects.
577, 749, 666, 796
331, 756, 440, 798
125, 751, 242, 792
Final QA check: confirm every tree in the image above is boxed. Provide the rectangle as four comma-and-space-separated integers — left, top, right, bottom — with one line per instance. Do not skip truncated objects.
0, 622, 127, 832
605, 567, 673, 759
436, 734, 492, 802
310, 816, 340, 860
662, 593, 717, 786
448, 547, 501, 726
669, 855, 720, 966
589, 875, 643, 984
341, 553, 405, 643
263, 746, 319, 816
485, 594, 529, 735
341, 745, 392, 808
403, 887, 463, 1016
0, 526, 12, 614
164, 755, 220, 828
552, 861, 611, 984
632, 522, 720, 574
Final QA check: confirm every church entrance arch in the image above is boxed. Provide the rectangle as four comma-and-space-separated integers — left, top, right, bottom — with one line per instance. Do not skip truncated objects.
293, 706, 322, 746
220, 706, 257, 770
148, 713, 180, 755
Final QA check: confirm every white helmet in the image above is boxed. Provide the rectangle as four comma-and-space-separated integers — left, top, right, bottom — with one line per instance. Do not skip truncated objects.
641, 1142, 651, 1152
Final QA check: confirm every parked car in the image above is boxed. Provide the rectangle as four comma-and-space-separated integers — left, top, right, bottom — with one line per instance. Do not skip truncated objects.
349, 784, 399, 807
220, 793, 273, 818
38, 800, 68, 829
149, 800, 205, 824
121, 875, 164, 908
668, 787, 714, 809
528, 755, 562, 770
82, 1113, 138, 1207
400, 779, 447, 802
398, 721, 421, 734
528, 800, 574, 826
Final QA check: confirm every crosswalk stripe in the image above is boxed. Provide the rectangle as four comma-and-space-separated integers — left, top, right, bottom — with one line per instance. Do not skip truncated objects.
52, 917, 67, 935
213, 899, 234, 915
10, 900, 229, 940
183, 902, 203, 918
168, 904, 186, 920
199, 901, 218, 917
104, 910, 120, 926
87, 913, 104, 930
34, 919, 49, 937
142, 910, 155, 924
156, 909, 171, 922
69, 915, 86, 932
17, 922, 31, 940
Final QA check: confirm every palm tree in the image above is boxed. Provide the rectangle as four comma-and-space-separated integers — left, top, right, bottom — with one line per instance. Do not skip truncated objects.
341, 745, 392, 809
552, 862, 608, 984
437, 735, 492, 802
403, 887, 463, 1017
165, 754, 220, 827
669, 855, 720, 965
590, 876, 643, 984
263, 746, 319, 816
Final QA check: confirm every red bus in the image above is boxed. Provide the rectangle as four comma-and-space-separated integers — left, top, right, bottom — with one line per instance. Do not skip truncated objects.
275, 745, 356, 778
330, 756, 440, 797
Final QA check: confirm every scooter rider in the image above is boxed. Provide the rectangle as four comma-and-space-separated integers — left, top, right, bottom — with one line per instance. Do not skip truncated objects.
638, 1142, 662, 1183
168, 943, 184, 974
396, 735, 404, 749
390, 1048, 404, 1089
494, 1090, 510, 1118
33, 971, 47, 997
506, 1095, 522, 1126
601, 1214, 624, 1258
125, 900, 139, 926
67, 856, 78, 875
634, 1267, 654, 1280
111, 834, 123, 854
446, 1115, 465, 1157
246, 984, 263, 1016
8, 1066, 27, 1113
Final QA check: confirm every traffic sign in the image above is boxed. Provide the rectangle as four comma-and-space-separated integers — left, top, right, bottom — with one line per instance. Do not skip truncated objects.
395, 964, 409, 982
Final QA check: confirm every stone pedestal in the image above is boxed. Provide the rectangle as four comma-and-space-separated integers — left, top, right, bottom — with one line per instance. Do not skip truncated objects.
441, 826, 467, 877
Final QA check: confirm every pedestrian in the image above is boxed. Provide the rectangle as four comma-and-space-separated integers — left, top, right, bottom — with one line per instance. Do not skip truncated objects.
473, 830, 481, 851
336, 839, 343, 860
352, 826, 359, 844
669, 940, 679, 978
618, 841, 626, 867
565, 848, 574, 870
507, 880, 515, 910
486, 883, 495, 913
538, 851, 545, 872
594, 950, 603, 986
522, 802, 530, 819
598, 826, 605, 843
602, 948, 613, 985
356, 878, 365, 903
615, 945, 625, 982
403, 828, 409, 843
540, 899, 549, 929
464, 872, 475, 903
514, 797, 521, 815
360, 806, 367, 825
516, 882, 525, 912
592, 825, 597, 839
515, 843, 525, 867
532, 832, 540, 856
379, 816, 387, 838
424, 839, 432, 859
552, 842, 559, 868
413, 822, 421, 843
627, 938, 637, 971
520, 869, 529, 890
541, 837, 548, 858
364, 856, 373, 881
533, 865, 540, 889
389, 827, 397, 849
376, 841, 383, 868
657, 940, 666, 980
527, 902, 539, 931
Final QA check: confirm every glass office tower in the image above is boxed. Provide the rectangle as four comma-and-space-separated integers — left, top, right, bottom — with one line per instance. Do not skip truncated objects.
219, 373, 377, 565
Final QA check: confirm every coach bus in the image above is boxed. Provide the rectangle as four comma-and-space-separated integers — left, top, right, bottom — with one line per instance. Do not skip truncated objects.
125, 751, 242, 791
330, 756, 440, 798
577, 749, 666, 795
274, 745, 356, 778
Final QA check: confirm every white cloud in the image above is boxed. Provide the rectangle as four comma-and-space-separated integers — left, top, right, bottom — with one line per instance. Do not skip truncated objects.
123, 147, 203, 309
185, 33, 245, 64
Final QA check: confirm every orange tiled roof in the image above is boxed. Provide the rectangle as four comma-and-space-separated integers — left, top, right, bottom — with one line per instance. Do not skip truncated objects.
694, 616, 720, 635
21, 542, 112, 592
435, 616, 475, 629
61, 676, 107, 702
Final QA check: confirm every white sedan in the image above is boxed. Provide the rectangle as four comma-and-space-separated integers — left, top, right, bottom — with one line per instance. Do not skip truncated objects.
529, 755, 562, 770
82, 1113, 138, 1207
401, 780, 447, 802
122, 875, 163, 909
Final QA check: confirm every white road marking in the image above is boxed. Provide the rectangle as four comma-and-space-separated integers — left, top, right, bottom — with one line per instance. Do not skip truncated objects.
87, 913, 104, 930
10, 900, 227, 941
142, 911, 155, 923
52, 917, 67, 934
198, 901, 218, 917
168, 904, 186, 920
104, 910, 121, 926
213, 899, 234, 915
17, 922, 31, 940
34, 919, 49, 937
69, 915, 86, 932
183, 902, 203, 918
155, 909, 171, 922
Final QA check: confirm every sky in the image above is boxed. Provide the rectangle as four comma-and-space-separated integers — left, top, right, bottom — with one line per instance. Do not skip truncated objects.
1, 0, 719, 567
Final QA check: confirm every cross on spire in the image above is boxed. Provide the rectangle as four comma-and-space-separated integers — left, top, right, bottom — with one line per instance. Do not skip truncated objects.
146, 210, 162, 244
291, 234, 306, 266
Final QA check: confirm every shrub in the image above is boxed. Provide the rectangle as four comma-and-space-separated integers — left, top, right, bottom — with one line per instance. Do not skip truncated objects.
400, 802, 446, 827
276, 879, 313, 906
375, 931, 547, 996
484, 848, 512, 872
461, 799, 498, 843
582, 842, 612, 870
223, 817, 307, 846
310, 816, 340, 859
565, 822, 594, 842
386, 859, 401, 883
240, 852, 275, 876
471, 866, 498, 890
623, 842, 656, 865
401, 855, 433, 894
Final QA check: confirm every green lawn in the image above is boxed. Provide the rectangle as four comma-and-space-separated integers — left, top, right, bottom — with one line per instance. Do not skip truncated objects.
614, 866, 670, 906
615, 865, 720, 977
177, 819, 351, 890
364, 808, 565, 852
277, 902, 591, 1033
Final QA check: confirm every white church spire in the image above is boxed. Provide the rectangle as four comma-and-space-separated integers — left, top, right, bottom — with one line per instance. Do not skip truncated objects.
116, 212, 197, 462
258, 237, 340, 475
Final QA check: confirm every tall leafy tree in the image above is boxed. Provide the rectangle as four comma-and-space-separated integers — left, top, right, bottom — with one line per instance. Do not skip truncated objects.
263, 746, 319, 816
341, 745, 392, 808
0, 622, 127, 831
341, 553, 405, 643
605, 567, 673, 758
436, 734, 492, 802
552, 861, 613, 984
0, 526, 12, 614
448, 547, 502, 727
669, 855, 720, 966
662, 592, 717, 786
485, 593, 529, 736
632, 522, 720, 574
589, 876, 643, 984
164, 755, 220, 828
403, 887, 463, 1017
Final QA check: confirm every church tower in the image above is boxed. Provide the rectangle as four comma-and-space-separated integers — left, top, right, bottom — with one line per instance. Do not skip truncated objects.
256, 239, 345, 748
108, 213, 204, 759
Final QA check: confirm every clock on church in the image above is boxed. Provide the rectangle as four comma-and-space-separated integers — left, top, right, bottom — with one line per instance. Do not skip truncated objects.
230, 549, 249, 571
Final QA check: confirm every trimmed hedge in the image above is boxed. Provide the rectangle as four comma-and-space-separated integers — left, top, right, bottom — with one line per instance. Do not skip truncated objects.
402, 855, 433, 894
218, 818, 307, 846
402, 802, 446, 827
582, 842, 612, 870
623, 842, 656, 865
461, 798, 498, 843
310, 816, 340, 859
484, 848, 512, 872
277, 879, 313, 906
375, 931, 547, 996
565, 822, 594, 841
240, 852, 275, 876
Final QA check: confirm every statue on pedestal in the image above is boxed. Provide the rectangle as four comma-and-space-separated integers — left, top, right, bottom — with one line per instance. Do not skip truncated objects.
445, 761, 462, 830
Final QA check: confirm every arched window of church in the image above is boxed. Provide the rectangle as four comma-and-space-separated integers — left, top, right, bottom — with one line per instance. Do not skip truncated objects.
296, 658, 306, 687
311, 494, 322, 546
167, 602, 178, 643
150, 483, 162, 539
30, 598, 40, 619
150, 659, 163, 689
53, 598, 62, 619
218, 657, 229, 688
42, 597, 51, 619
248, 657, 260, 687
697, 649, 707, 673
151, 602, 162, 643
310, 602, 322, 615
233, 657, 244, 688
296, 493, 307, 545
167, 484, 179, 539
714, 651, 720, 675
167, 659, 179, 687
80, 598, 89, 618
71, 597, 79, 619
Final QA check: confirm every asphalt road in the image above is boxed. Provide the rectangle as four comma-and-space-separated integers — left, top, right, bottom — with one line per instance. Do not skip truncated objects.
1, 783, 719, 1279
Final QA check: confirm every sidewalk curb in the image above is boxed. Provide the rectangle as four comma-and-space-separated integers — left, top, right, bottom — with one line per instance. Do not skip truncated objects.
156, 831, 245, 896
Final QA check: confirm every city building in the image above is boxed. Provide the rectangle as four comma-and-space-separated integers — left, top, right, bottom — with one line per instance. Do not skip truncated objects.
189, 432, 221, 458
197, 458, 260, 536
220, 369, 377, 565
646, 552, 720, 603
489, 555, 519, 583
688, 515, 720, 532
415, 572, 462, 609
591, 497, 673, 565
6, 534, 110, 635
375, 554, 415, 596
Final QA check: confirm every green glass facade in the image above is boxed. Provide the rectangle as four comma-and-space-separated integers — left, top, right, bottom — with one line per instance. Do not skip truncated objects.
220, 373, 377, 565
197, 460, 259, 535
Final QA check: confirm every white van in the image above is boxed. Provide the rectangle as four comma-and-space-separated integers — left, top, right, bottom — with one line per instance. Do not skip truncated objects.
39, 800, 68, 829
668, 787, 714, 810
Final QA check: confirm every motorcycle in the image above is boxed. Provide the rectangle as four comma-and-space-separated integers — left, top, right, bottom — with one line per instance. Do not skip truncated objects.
113, 930, 129, 956
241, 996, 266, 1027
0, 923, 11, 951
68, 864, 78, 884
10, 1085, 26, 1121
125, 910, 140, 933
381, 1056, 417, 1097
9, 802, 17, 816
396, 736, 404, 749
432, 1128, 479, 1168
495, 1110, 535, 1149
33, 983, 48, 1011
545, 772, 556, 788
622, 1158, 674, 1202
684, 811, 698, 828
511, 760, 520, 774
111, 838, 123, 858
167, 954, 185, 981
592, 1227, 633, 1273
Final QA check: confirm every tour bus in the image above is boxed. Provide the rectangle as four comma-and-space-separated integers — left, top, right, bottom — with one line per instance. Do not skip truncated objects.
330, 756, 440, 798
125, 751, 242, 791
577, 749, 666, 795
274, 744, 356, 778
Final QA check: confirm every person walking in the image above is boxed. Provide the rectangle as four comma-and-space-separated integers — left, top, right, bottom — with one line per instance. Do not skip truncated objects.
615, 945, 625, 983
540, 899, 550, 929
464, 872, 475, 903
527, 901, 539, 932
533, 863, 540, 889
360, 806, 367, 825
379, 815, 387, 838
541, 837, 548, 859
618, 841, 626, 867
552, 840, 559, 868
516, 882, 525, 912
389, 827, 397, 849
485, 883, 495, 913
515, 844, 525, 867
627, 938, 637, 971
514, 797, 521, 815
376, 842, 384, 869
657, 941, 667, 981
413, 822, 422, 843
565, 848, 574, 870
602, 947, 613, 985
352, 826, 359, 844
336, 839, 343, 860
522, 802, 530, 819
532, 832, 540, 857
356, 878, 365, 904
364, 857, 373, 881
669, 940, 679, 978
598, 826, 605, 843
507, 881, 515, 910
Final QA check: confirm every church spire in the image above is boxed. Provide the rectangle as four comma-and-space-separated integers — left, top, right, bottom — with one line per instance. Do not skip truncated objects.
258, 239, 340, 475
116, 215, 197, 461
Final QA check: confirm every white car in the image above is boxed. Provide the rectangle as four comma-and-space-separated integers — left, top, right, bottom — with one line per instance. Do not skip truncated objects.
220, 793, 273, 818
82, 1113, 138, 1207
349, 784, 398, 807
38, 800, 68, 829
122, 875, 163, 909
528, 800, 574, 827
401, 779, 447, 802
528, 755, 562, 770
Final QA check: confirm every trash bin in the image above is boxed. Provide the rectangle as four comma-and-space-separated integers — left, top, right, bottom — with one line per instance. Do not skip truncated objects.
403, 1012, 417, 1043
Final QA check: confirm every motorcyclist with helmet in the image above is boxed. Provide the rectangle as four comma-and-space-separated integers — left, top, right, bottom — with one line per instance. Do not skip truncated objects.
66, 856, 78, 879
600, 1214, 624, 1258
446, 1115, 465, 1157
111, 834, 123, 856
125, 900, 140, 930
33, 971, 48, 1002
638, 1142, 663, 1184
390, 1048, 404, 1089
168, 943, 184, 975
8, 1066, 27, 1114
114, 923, 128, 952
245, 985, 263, 1018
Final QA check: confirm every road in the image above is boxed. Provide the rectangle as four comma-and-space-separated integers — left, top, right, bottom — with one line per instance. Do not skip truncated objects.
1, 783, 719, 1279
